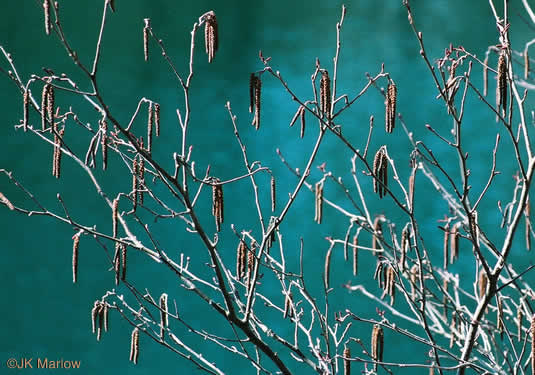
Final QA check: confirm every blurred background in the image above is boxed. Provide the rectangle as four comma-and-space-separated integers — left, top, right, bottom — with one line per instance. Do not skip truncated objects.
0, 0, 533, 374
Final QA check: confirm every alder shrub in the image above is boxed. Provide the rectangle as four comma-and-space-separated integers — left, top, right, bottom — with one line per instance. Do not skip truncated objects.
2, 0, 535, 374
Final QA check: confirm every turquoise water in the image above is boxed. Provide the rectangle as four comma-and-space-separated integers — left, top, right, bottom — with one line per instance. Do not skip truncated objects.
1, 1, 533, 374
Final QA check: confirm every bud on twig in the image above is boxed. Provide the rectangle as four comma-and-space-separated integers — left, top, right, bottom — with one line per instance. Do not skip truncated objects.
478, 269, 488, 299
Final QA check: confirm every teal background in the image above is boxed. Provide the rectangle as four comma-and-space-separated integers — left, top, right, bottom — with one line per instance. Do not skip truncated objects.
1, 1, 533, 374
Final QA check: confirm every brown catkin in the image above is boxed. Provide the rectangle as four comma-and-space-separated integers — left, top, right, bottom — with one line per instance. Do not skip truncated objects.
154, 103, 160, 137
371, 324, 384, 367
314, 182, 323, 224
236, 239, 246, 280
443, 223, 450, 269
249, 74, 256, 114
450, 222, 461, 264
101, 119, 108, 170
483, 55, 489, 97
114, 243, 120, 285
526, 199, 532, 251
72, 233, 80, 283
324, 246, 332, 290
212, 179, 224, 232
147, 103, 153, 154
270, 176, 276, 212
352, 233, 358, 276
386, 266, 396, 305
160, 293, 168, 339
130, 327, 140, 364
138, 157, 145, 205
22, 89, 29, 132
530, 315, 535, 375
41, 84, 50, 130
525, 49, 530, 80
253, 76, 262, 129
246, 248, 255, 292
204, 12, 218, 63
102, 304, 109, 332
408, 172, 415, 209
519, 306, 524, 342
300, 106, 306, 138
410, 264, 419, 299
386, 82, 397, 133
478, 269, 488, 299
91, 301, 99, 334
112, 197, 119, 238
43, 0, 51, 35
320, 70, 331, 117
53, 128, 64, 179
121, 244, 127, 281
46, 84, 54, 126
143, 19, 150, 62
373, 146, 388, 198
497, 52, 508, 115
343, 346, 351, 375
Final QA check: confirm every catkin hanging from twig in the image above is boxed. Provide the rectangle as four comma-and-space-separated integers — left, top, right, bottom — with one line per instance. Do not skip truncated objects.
343, 346, 351, 375
385, 82, 397, 133
147, 103, 153, 154
112, 197, 119, 238
270, 175, 276, 212
320, 70, 331, 117
114, 244, 120, 285
160, 293, 168, 339
22, 89, 29, 132
250, 74, 262, 129
483, 55, 489, 97
41, 84, 50, 130
496, 52, 508, 116
450, 222, 461, 264
130, 327, 140, 364
143, 19, 150, 61
52, 128, 64, 179
314, 182, 323, 224
372, 146, 388, 198
530, 315, 535, 375
43, 0, 51, 35
212, 179, 224, 232
154, 103, 160, 137
204, 12, 218, 63
352, 233, 359, 276
372, 216, 383, 256
478, 269, 488, 299
236, 239, 247, 280
72, 233, 80, 283
100, 118, 108, 170
371, 324, 384, 368
525, 49, 530, 80
132, 158, 138, 211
